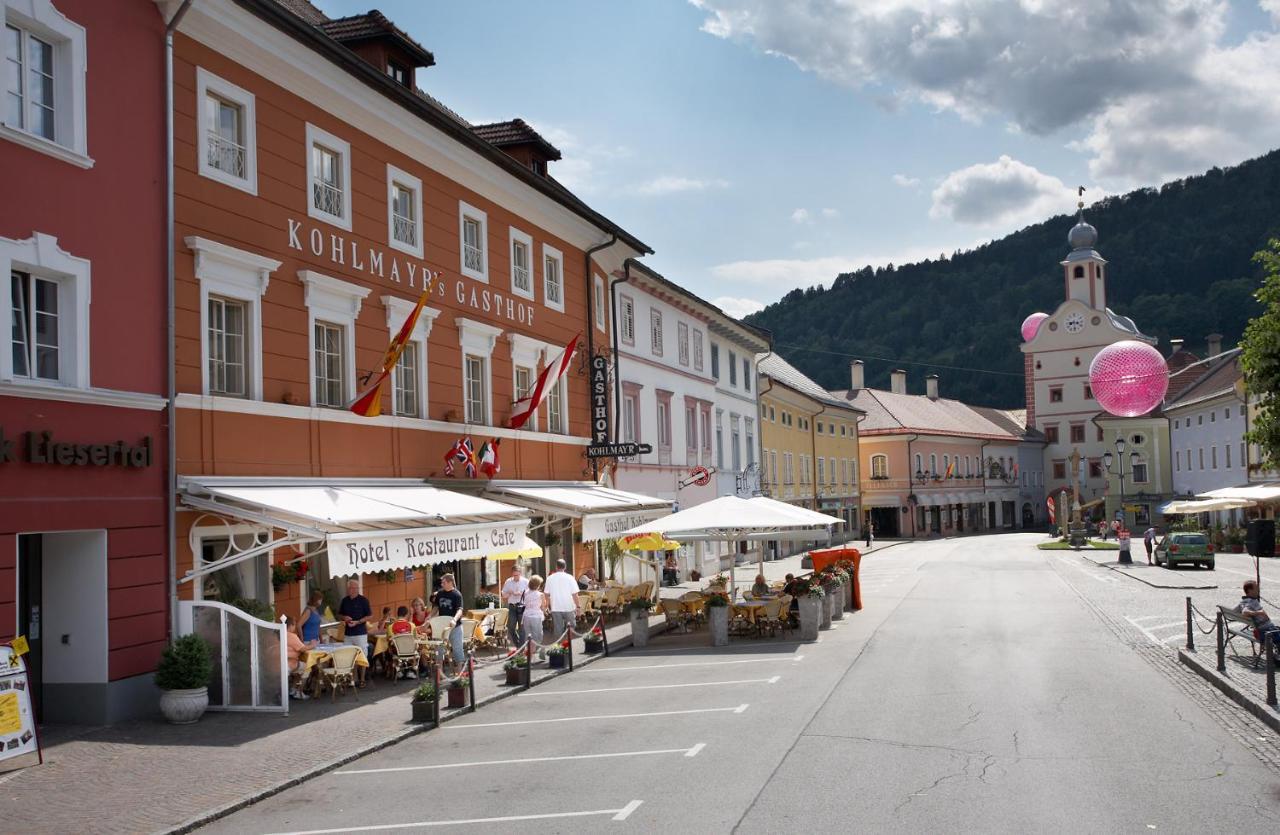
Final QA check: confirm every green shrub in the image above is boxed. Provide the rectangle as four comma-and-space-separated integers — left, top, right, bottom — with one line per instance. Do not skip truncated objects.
155, 634, 213, 691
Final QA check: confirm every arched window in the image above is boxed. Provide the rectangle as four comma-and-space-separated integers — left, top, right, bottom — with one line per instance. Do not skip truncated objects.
1073, 265, 1085, 278
914, 453, 923, 475
871, 454, 888, 479
929, 453, 938, 476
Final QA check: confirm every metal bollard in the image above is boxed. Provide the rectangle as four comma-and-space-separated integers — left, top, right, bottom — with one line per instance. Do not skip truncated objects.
1186, 597, 1195, 652
524, 639, 533, 690
601, 618, 610, 657
1216, 612, 1226, 673
1266, 634, 1277, 708
433, 660, 441, 716
467, 655, 477, 713
566, 626, 575, 672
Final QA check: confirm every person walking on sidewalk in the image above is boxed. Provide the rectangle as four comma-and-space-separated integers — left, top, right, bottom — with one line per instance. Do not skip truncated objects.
501, 564, 529, 648
864, 522, 874, 550
1143, 526, 1157, 565
521, 575, 549, 659
1117, 528, 1133, 565
544, 559, 581, 642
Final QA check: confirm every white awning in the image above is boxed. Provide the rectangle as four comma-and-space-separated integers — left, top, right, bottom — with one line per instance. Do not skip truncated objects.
179, 477, 531, 581
1199, 484, 1280, 502
1160, 498, 1256, 514
482, 481, 672, 542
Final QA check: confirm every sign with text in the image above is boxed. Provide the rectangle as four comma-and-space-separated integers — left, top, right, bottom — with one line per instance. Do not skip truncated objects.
326, 520, 529, 579
0, 428, 152, 468
0, 647, 40, 773
585, 442, 652, 459
590, 354, 610, 445
581, 507, 672, 542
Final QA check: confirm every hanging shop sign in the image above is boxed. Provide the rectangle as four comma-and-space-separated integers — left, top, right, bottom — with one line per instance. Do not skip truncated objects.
581, 507, 671, 542
326, 520, 529, 579
590, 354, 610, 445
585, 442, 652, 459
0, 645, 41, 773
0, 428, 152, 468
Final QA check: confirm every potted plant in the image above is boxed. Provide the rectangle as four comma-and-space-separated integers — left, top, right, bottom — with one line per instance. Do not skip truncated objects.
271, 559, 309, 592
836, 559, 858, 610
628, 597, 655, 648
155, 633, 213, 724
827, 569, 847, 622
795, 578, 824, 641
473, 591, 500, 609
504, 653, 529, 685
1228, 528, 1246, 553
583, 625, 605, 655
705, 591, 730, 647
411, 682, 437, 723
547, 639, 570, 669
446, 672, 469, 708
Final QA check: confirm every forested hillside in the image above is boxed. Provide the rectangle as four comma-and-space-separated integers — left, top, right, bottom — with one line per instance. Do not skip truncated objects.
745, 150, 1280, 406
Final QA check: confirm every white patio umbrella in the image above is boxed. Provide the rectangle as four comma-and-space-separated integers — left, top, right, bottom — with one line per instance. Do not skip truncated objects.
620, 496, 840, 595
1160, 498, 1256, 514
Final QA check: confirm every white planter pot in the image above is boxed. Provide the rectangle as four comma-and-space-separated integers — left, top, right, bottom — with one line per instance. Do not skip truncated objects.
844, 580, 855, 611
159, 686, 208, 725
709, 606, 729, 646
830, 585, 845, 621
820, 590, 834, 629
630, 609, 649, 648
798, 596, 821, 641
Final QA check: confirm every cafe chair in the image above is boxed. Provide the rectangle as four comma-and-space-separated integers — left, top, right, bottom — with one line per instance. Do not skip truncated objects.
319, 646, 361, 702
389, 633, 420, 681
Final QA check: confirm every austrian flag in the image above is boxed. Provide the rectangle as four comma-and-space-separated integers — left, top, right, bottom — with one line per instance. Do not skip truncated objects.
509, 334, 580, 430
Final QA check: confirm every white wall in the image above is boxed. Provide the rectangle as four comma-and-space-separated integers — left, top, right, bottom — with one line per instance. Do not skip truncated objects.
1171, 396, 1248, 495
41, 530, 108, 685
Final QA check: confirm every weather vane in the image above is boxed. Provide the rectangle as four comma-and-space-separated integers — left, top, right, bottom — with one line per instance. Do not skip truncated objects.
1077, 185, 1086, 211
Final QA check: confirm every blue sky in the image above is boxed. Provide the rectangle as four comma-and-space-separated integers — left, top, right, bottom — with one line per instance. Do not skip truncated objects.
313, 1, 1280, 318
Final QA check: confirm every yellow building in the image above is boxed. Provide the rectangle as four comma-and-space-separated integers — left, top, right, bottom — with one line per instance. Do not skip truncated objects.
757, 354, 863, 537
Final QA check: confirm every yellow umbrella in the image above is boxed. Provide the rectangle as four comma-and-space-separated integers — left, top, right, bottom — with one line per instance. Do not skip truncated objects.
618, 532, 682, 552
490, 536, 543, 561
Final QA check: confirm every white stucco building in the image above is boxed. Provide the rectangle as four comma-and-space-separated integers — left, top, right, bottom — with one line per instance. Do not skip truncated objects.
1167, 343, 1249, 520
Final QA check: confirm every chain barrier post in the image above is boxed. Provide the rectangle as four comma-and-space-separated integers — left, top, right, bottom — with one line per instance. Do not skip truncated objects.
1266, 633, 1277, 707
524, 638, 533, 690
567, 623, 575, 672
601, 615, 610, 657
467, 655, 477, 713
1185, 596, 1194, 652
1216, 611, 1226, 673
432, 657, 440, 718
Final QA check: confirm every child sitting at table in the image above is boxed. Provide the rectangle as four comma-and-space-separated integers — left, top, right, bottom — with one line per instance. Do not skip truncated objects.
389, 605, 414, 635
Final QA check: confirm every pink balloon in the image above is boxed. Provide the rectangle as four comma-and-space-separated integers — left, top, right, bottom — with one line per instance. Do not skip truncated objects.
1021, 312, 1048, 342
1089, 340, 1169, 417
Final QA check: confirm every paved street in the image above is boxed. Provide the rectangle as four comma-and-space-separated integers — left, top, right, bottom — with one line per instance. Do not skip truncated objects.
201, 534, 1280, 834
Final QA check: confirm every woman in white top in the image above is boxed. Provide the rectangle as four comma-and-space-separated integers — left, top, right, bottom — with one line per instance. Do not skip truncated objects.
521, 575, 549, 658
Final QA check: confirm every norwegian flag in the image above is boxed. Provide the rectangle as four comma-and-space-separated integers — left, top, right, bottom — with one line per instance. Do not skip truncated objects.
510, 334, 580, 430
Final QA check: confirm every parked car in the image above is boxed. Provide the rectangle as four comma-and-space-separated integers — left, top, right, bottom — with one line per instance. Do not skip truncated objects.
1154, 532, 1215, 570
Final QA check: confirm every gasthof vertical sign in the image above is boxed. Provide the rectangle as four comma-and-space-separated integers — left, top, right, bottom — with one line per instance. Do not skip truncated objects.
591, 354, 611, 444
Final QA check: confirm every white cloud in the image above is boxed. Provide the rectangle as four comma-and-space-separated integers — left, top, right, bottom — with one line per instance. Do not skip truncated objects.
692, 1, 1280, 189
507, 121, 633, 194
930, 155, 1071, 227
636, 175, 730, 195
790, 208, 811, 224
892, 174, 921, 188
791, 207, 839, 223
709, 245, 945, 291
820, 207, 840, 218
712, 296, 767, 318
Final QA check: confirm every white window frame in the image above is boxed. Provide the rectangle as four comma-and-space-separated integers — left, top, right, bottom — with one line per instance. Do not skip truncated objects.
299, 270, 368, 407
871, 454, 888, 479
622, 393, 637, 442
619, 293, 635, 346
0, 232, 89, 388
692, 328, 703, 371
677, 321, 690, 366
385, 164, 423, 258
458, 201, 489, 283
1, 0, 89, 168
508, 227, 534, 300
508, 332, 548, 432
457, 317, 502, 425
546, 373, 567, 435
650, 308, 663, 357
381, 294, 440, 419
593, 274, 606, 332
542, 243, 564, 312
187, 237, 279, 400
305, 123, 352, 231
196, 67, 257, 195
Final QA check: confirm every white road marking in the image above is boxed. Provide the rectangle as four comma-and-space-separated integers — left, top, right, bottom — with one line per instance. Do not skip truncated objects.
1125, 615, 1185, 647
581, 657, 802, 673
1214, 565, 1267, 579
522, 677, 779, 696
1128, 615, 1167, 623
336, 745, 707, 775
1144, 621, 1186, 632
450, 704, 749, 729
624, 640, 801, 655
264, 802, 645, 834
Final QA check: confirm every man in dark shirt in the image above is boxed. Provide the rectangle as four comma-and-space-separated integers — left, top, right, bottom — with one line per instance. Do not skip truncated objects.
434, 573, 466, 666
338, 578, 372, 685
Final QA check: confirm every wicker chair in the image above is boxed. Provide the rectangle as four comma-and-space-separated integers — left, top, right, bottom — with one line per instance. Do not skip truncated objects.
659, 598, 691, 632
318, 646, 361, 701
388, 632, 420, 680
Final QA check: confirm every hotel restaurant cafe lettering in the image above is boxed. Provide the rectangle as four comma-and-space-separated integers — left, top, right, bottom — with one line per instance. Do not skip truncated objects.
286, 218, 538, 327
328, 520, 528, 579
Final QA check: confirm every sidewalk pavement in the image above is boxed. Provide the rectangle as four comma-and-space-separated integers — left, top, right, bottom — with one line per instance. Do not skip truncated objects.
1179, 647, 1280, 734
1076, 551, 1218, 590
658, 538, 909, 597
0, 612, 664, 835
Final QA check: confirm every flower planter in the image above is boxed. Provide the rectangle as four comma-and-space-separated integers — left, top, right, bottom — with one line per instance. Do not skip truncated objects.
505, 667, 526, 686
708, 605, 729, 647
798, 596, 822, 641
159, 686, 209, 725
630, 609, 650, 648
446, 686, 467, 708
411, 700, 438, 723
844, 580, 854, 611
548, 653, 566, 669
820, 590, 834, 630
829, 585, 845, 621
583, 640, 604, 655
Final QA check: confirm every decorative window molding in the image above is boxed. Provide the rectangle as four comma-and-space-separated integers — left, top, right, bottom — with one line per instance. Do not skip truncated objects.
305, 123, 352, 231
458, 317, 502, 425
0, 231, 89, 388
299, 269, 368, 407
619, 293, 635, 346
650, 308, 663, 357
692, 329, 703, 371
508, 226, 534, 300
542, 243, 563, 312
381, 294, 440, 418
187, 236, 279, 400
458, 201, 488, 283
196, 67, 257, 194
677, 321, 689, 366
593, 274, 606, 332
385, 164, 423, 258
871, 454, 888, 479
1, 0, 90, 168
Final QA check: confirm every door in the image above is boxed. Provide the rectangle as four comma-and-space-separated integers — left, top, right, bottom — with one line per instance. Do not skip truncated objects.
17, 534, 42, 722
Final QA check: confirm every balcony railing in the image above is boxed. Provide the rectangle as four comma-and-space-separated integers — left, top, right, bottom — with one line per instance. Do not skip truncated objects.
512, 264, 530, 291
392, 213, 417, 247
312, 180, 343, 217
464, 243, 484, 273
206, 133, 246, 178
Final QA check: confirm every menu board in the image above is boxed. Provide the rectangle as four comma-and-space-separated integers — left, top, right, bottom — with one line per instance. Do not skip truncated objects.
0, 646, 40, 773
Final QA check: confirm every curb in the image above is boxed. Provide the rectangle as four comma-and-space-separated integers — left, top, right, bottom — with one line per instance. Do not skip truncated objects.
1076, 553, 1217, 590
1177, 648, 1280, 735
161, 619, 671, 835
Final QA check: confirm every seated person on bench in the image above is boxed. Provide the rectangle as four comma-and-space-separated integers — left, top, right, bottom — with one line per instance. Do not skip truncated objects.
1234, 580, 1280, 643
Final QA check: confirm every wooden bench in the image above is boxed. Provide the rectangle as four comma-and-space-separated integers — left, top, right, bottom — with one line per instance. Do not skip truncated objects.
1217, 605, 1273, 668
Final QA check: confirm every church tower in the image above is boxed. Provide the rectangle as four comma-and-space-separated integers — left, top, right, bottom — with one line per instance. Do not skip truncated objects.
1061, 203, 1107, 310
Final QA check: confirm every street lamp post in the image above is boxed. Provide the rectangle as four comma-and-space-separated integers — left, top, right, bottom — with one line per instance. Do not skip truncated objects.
1103, 436, 1140, 565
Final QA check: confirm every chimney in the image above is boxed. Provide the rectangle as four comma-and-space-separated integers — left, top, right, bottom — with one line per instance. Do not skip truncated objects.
850, 360, 864, 390
1169, 338, 1184, 356
890, 369, 907, 395
1206, 333, 1222, 357
926, 374, 939, 401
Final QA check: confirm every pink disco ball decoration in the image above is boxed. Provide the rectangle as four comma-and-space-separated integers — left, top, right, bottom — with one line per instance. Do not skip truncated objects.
1020, 312, 1049, 342
1089, 340, 1169, 417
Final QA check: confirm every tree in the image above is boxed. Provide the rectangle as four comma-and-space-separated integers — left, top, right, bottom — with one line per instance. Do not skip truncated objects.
1241, 238, 1280, 470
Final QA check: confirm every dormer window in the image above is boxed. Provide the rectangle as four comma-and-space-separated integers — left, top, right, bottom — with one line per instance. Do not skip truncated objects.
386, 60, 408, 86
530, 159, 544, 176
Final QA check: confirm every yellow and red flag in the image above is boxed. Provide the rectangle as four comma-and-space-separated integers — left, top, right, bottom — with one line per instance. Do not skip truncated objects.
349, 283, 432, 417
944, 459, 955, 479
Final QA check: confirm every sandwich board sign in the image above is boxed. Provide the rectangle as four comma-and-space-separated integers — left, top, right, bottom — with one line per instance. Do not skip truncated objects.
0, 643, 41, 773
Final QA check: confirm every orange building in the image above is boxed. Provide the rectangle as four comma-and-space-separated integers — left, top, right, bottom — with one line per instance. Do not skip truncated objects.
168, 0, 667, 684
